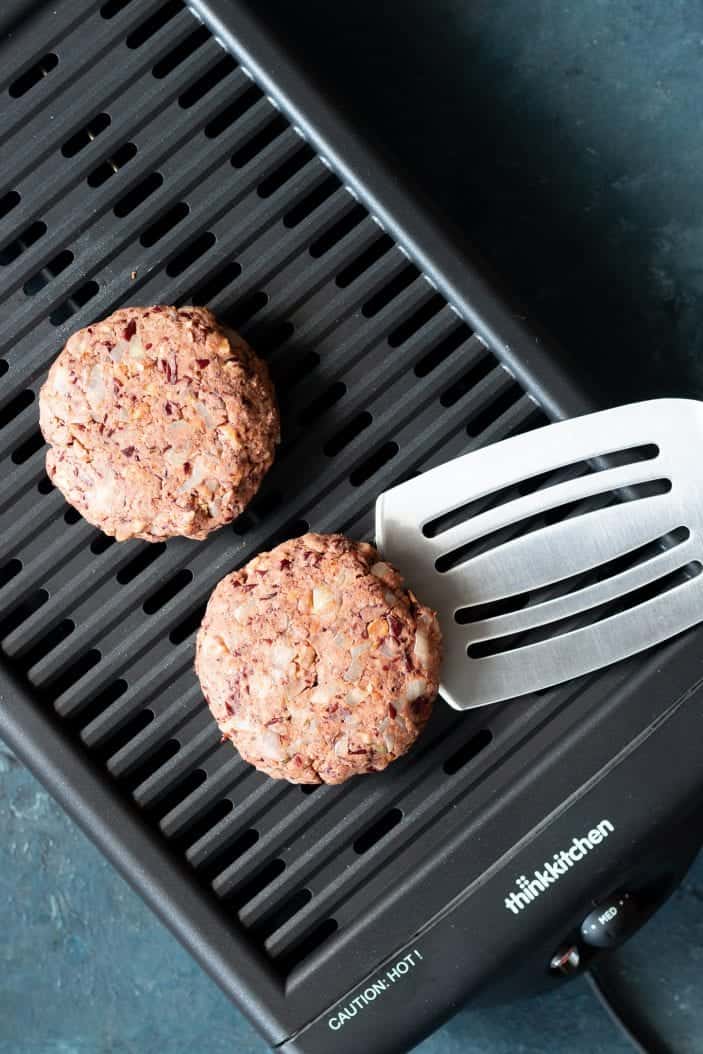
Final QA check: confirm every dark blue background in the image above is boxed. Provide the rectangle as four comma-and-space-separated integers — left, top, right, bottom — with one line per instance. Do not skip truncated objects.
259, 0, 703, 408
4, 1, 703, 1051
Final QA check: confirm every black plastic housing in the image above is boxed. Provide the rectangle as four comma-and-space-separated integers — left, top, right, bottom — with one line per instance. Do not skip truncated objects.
0, 3, 702, 1052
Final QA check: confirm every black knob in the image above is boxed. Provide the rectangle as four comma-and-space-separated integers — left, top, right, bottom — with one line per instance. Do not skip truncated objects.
580, 893, 644, 948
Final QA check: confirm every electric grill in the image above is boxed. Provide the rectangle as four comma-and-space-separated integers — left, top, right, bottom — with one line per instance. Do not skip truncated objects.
2, 3, 703, 1052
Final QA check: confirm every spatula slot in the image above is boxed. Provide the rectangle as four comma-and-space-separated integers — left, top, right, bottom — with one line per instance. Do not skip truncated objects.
467, 559, 702, 658
456, 526, 690, 624
435, 478, 672, 573
423, 443, 660, 538
424, 464, 586, 538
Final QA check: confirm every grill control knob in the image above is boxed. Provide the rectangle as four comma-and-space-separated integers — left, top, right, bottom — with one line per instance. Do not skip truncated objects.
580, 892, 642, 948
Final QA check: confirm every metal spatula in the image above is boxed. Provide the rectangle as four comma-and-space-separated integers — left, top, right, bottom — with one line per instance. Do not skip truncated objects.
376, 399, 703, 710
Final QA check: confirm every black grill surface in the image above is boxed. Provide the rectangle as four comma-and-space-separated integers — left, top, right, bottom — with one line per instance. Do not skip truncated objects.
0, 0, 645, 1044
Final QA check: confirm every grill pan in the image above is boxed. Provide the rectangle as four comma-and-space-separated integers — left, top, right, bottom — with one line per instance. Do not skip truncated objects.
2, 3, 703, 1052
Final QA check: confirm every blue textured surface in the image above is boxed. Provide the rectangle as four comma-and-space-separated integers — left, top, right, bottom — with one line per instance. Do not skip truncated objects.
262, 0, 703, 406
5, 0, 703, 1051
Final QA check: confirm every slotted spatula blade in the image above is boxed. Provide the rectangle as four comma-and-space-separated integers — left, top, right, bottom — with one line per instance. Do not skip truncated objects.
376, 399, 703, 710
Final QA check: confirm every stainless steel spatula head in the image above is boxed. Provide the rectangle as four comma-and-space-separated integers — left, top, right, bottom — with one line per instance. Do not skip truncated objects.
376, 399, 703, 710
